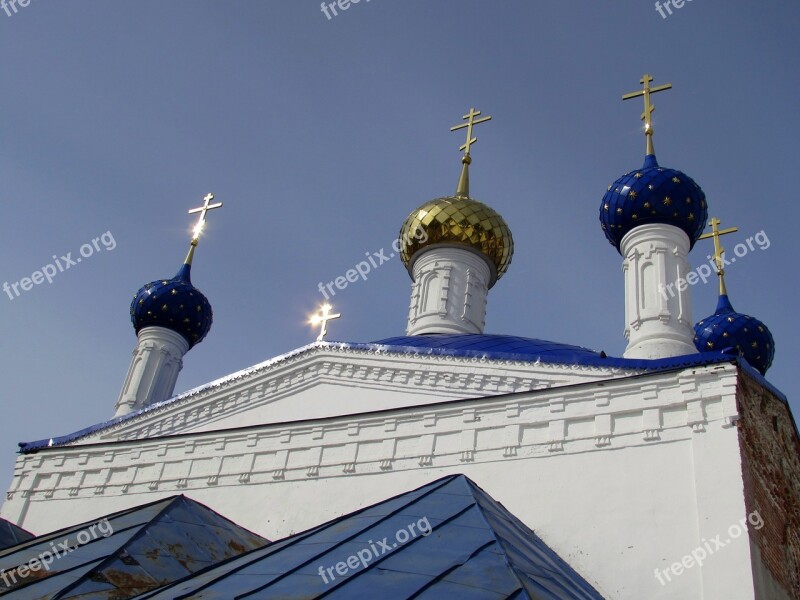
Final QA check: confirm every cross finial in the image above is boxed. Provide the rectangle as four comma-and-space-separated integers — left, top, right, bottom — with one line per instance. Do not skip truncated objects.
185, 193, 223, 264
450, 107, 492, 157
698, 216, 739, 296
188, 193, 224, 242
622, 74, 672, 156
309, 303, 341, 342
450, 108, 491, 197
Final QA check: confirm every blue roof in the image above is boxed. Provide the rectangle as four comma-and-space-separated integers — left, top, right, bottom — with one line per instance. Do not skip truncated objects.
370, 333, 730, 371
0, 519, 33, 552
134, 474, 606, 599
0, 495, 266, 598
19, 333, 758, 453
600, 154, 707, 251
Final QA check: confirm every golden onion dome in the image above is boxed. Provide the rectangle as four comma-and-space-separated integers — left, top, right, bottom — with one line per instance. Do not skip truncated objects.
399, 194, 514, 287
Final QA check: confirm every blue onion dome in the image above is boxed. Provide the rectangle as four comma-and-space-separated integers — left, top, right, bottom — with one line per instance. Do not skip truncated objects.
694, 294, 775, 375
130, 262, 213, 348
600, 154, 708, 253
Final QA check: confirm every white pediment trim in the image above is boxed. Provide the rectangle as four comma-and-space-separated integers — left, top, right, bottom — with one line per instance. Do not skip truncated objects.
72, 342, 640, 446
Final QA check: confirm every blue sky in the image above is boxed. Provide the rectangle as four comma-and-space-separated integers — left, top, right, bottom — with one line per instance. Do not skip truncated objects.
0, 1, 797, 485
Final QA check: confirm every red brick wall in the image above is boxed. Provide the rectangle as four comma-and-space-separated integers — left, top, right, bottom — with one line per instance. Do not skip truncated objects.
737, 371, 800, 599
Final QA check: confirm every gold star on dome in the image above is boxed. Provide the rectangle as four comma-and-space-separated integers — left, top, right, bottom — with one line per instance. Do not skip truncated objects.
629, 190, 638, 200
707, 341, 714, 349
643, 201, 651, 209
604, 203, 609, 211
634, 172, 643, 178
688, 213, 695, 220
663, 196, 671, 206
616, 207, 623, 214
672, 176, 681, 183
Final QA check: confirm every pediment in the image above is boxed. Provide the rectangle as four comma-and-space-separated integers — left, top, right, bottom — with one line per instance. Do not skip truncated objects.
69, 343, 635, 446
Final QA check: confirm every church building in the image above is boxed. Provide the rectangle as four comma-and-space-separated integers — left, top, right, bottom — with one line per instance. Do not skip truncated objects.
1, 76, 797, 599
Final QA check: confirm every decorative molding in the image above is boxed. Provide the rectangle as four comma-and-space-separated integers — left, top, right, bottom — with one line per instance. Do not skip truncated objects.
5, 365, 742, 503
84, 346, 644, 447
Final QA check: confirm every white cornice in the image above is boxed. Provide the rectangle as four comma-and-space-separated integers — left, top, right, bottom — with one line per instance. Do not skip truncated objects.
6, 363, 740, 503
77, 342, 642, 445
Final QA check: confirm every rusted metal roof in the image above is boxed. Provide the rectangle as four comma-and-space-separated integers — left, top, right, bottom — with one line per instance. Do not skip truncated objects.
134, 475, 606, 599
0, 495, 267, 599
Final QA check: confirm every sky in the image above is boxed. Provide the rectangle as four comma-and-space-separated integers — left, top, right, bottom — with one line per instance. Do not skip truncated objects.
0, 1, 797, 488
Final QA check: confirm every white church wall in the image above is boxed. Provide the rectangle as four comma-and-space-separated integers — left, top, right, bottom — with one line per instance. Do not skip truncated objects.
1, 362, 764, 599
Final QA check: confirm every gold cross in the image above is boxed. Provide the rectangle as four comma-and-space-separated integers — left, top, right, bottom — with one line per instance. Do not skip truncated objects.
310, 303, 341, 342
698, 217, 738, 295
622, 74, 672, 154
188, 193, 223, 242
450, 108, 492, 156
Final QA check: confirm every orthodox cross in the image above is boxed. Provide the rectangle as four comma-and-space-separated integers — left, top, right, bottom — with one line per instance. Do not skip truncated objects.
188, 193, 223, 243
622, 74, 672, 154
698, 217, 739, 295
310, 303, 341, 342
450, 107, 492, 157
